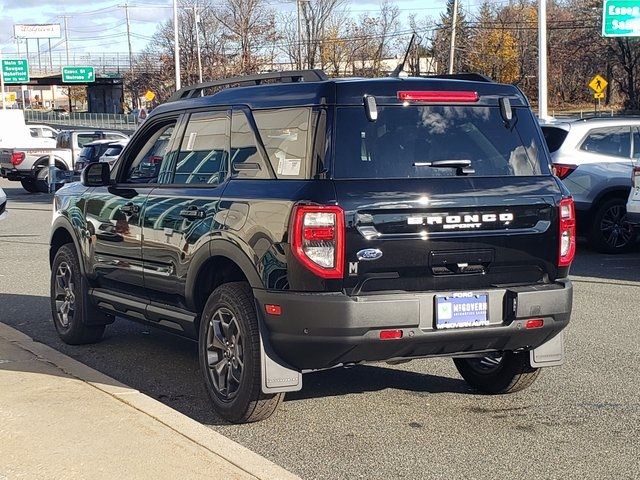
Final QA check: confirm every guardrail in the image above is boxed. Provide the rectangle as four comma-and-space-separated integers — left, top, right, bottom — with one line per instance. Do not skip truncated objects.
24, 110, 137, 131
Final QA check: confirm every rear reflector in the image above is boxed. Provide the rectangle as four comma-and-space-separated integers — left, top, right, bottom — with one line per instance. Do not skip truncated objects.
265, 304, 282, 316
397, 91, 479, 103
553, 164, 576, 180
525, 319, 544, 329
10, 152, 25, 166
558, 197, 576, 267
379, 329, 403, 340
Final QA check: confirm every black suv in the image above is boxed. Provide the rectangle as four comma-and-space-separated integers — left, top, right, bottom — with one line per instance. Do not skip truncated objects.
49, 70, 574, 423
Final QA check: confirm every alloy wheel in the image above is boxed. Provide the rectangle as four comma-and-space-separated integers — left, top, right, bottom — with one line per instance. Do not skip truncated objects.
600, 204, 633, 249
54, 262, 76, 327
205, 307, 244, 400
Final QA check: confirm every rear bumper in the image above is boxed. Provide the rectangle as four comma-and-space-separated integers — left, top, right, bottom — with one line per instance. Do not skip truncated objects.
0, 165, 33, 181
255, 280, 573, 370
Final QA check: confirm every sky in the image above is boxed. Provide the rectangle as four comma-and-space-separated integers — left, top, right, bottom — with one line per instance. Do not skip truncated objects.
0, 0, 494, 59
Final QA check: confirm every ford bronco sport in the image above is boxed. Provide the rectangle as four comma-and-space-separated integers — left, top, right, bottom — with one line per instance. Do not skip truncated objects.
49, 70, 574, 423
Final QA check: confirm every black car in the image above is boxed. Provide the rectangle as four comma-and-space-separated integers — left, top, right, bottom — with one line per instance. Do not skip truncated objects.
49, 70, 575, 423
74, 140, 118, 173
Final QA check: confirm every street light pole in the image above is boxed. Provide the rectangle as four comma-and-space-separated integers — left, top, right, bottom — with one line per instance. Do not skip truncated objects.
0, 48, 6, 110
173, 0, 181, 91
193, 6, 203, 83
448, 0, 459, 74
538, 0, 548, 118
296, 0, 303, 69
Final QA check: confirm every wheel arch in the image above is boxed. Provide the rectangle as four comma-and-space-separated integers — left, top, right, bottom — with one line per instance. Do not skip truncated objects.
589, 186, 631, 216
50, 217, 85, 275
34, 155, 69, 171
186, 239, 264, 316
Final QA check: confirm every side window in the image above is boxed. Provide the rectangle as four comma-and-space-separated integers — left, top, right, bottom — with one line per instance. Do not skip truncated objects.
122, 121, 176, 184
77, 133, 100, 147
231, 110, 270, 179
29, 128, 38, 138
171, 111, 229, 185
580, 127, 631, 158
633, 128, 640, 159
253, 108, 311, 179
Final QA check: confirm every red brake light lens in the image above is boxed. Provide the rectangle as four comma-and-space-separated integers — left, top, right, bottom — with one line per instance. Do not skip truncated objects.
553, 164, 576, 180
397, 91, 479, 103
291, 205, 345, 279
10, 152, 25, 166
558, 197, 576, 267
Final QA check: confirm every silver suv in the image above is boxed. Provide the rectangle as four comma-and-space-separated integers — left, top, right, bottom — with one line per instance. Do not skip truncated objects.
541, 117, 640, 253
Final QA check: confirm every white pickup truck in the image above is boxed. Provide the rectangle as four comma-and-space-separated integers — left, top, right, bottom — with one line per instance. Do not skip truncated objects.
0, 129, 128, 192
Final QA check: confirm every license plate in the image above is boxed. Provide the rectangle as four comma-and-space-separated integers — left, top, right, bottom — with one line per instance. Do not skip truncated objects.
435, 292, 489, 329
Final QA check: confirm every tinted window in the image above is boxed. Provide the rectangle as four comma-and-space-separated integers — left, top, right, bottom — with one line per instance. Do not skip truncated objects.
29, 128, 39, 138
231, 111, 270, 179
172, 111, 229, 185
634, 128, 640, 159
77, 133, 101, 147
124, 123, 176, 184
254, 108, 310, 179
57, 132, 70, 149
541, 126, 569, 153
79, 146, 95, 160
104, 146, 123, 157
580, 126, 630, 158
334, 106, 548, 179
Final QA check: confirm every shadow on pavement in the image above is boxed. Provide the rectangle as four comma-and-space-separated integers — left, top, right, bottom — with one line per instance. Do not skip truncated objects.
571, 243, 640, 284
0, 292, 468, 426
2, 184, 54, 206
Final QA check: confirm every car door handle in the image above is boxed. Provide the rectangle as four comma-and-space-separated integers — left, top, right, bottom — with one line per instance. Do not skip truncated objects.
121, 202, 140, 215
180, 206, 206, 220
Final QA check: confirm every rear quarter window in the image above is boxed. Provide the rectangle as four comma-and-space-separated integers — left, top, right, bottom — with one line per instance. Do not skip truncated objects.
541, 126, 569, 153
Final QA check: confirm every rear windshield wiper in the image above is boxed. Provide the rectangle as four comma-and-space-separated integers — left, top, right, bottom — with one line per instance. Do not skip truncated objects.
413, 160, 475, 175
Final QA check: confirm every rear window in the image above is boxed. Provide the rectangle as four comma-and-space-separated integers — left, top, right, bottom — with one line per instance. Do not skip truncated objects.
77, 134, 101, 147
103, 146, 123, 157
333, 106, 550, 179
541, 126, 569, 153
79, 146, 95, 159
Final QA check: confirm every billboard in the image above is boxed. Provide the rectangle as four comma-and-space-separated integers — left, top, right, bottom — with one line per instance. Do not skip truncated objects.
14, 24, 62, 39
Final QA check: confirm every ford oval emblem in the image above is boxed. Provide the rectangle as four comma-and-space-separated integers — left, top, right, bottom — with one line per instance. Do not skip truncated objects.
357, 248, 383, 261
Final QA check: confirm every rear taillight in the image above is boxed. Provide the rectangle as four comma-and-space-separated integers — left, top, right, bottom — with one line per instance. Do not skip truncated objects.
10, 152, 25, 166
632, 165, 640, 188
553, 164, 576, 180
558, 197, 576, 267
291, 205, 344, 279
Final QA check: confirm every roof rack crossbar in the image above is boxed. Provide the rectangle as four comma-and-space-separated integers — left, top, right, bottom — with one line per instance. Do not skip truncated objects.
167, 69, 329, 102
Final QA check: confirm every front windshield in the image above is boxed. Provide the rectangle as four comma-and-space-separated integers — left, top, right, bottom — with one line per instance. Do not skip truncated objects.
333, 105, 550, 179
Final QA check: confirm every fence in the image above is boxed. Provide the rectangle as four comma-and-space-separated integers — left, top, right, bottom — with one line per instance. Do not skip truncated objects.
24, 110, 137, 131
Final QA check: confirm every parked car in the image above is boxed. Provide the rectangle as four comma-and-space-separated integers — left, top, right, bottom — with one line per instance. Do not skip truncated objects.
74, 139, 125, 173
98, 139, 129, 168
0, 187, 6, 220
627, 164, 640, 226
541, 117, 640, 253
0, 129, 128, 193
50, 70, 574, 423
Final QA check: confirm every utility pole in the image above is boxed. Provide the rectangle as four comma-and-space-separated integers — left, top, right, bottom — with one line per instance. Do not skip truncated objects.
538, 0, 548, 119
448, 0, 459, 74
62, 15, 72, 113
296, 0, 302, 69
173, 0, 181, 91
122, 3, 136, 108
193, 6, 203, 83
0, 48, 6, 110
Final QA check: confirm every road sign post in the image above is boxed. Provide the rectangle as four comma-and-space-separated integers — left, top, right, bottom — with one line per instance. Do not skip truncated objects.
603, 0, 640, 37
62, 66, 95, 83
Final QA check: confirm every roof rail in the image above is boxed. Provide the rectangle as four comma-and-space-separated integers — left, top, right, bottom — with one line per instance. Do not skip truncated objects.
167, 69, 329, 102
426, 73, 494, 83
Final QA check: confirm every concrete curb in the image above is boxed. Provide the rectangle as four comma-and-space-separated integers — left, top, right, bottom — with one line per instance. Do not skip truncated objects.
0, 322, 301, 480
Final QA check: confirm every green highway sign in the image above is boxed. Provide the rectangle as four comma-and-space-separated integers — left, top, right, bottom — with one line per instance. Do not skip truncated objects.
603, 0, 640, 37
1, 59, 29, 83
62, 66, 95, 83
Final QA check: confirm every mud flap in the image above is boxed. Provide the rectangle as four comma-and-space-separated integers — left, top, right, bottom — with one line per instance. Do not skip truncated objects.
258, 321, 302, 394
530, 330, 565, 368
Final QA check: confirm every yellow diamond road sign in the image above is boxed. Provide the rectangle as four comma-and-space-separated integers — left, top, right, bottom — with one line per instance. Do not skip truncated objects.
144, 90, 156, 102
589, 75, 608, 94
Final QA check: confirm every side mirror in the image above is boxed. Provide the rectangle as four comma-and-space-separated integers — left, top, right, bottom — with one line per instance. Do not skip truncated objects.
81, 162, 111, 187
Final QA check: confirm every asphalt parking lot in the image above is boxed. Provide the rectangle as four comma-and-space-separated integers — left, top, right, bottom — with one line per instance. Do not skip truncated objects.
0, 178, 638, 480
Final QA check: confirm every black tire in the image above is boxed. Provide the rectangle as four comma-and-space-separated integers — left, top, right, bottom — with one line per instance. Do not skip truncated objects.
20, 178, 38, 193
198, 282, 284, 423
588, 197, 636, 254
50, 244, 106, 345
454, 351, 540, 394
35, 166, 64, 193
